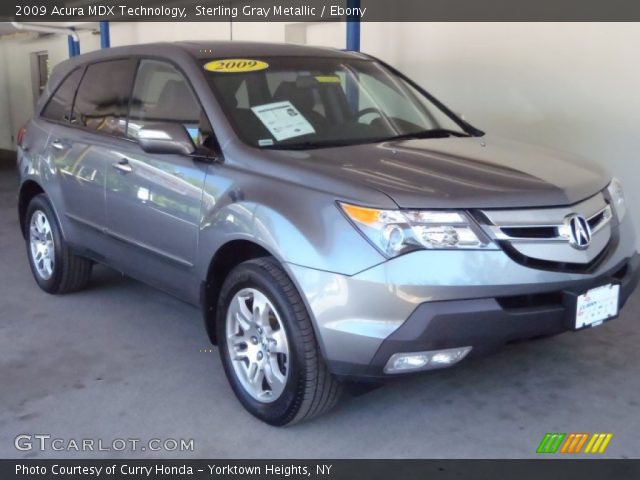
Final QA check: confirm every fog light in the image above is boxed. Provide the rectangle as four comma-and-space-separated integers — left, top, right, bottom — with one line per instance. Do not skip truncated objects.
384, 347, 472, 374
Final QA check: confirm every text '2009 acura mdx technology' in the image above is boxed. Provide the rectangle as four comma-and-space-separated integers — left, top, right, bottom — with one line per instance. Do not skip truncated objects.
17, 42, 639, 425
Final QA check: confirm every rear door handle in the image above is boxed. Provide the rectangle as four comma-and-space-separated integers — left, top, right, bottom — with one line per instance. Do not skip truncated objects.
112, 158, 133, 174
51, 139, 70, 150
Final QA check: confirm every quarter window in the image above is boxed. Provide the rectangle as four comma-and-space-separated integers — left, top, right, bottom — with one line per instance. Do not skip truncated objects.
40, 68, 83, 123
73, 59, 136, 137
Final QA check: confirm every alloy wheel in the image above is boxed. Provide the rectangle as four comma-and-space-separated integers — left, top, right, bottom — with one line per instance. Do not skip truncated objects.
225, 288, 290, 403
29, 210, 55, 280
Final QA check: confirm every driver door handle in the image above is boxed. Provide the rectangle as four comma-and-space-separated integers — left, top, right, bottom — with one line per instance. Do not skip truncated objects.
112, 158, 133, 174
51, 139, 70, 150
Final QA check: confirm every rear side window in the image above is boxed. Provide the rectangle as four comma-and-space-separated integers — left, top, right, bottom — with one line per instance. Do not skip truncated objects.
41, 68, 83, 122
128, 59, 211, 148
73, 59, 136, 137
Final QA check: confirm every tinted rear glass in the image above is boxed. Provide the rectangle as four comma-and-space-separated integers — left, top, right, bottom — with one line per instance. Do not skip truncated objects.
41, 68, 83, 123
73, 59, 136, 137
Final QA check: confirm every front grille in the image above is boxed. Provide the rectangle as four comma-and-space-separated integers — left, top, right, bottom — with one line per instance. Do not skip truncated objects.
588, 210, 607, 229
497, 206, 610, 241
489, 204, 612, 242
477, 193, 614, 272
500, 226, 557, 239
498, 230, 617, 274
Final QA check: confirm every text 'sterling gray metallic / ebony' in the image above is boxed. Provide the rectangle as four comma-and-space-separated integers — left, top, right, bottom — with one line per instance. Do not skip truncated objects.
17, 41, 639, 425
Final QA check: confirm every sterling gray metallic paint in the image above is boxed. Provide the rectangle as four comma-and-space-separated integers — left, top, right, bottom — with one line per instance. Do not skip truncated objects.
18, 41, 638, 378
290, 217, 636, 370
269, 136, 610, 209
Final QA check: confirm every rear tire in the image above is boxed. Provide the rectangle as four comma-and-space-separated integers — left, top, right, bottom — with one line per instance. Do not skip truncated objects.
25, 194, 92, 294
217, 257, 342, 425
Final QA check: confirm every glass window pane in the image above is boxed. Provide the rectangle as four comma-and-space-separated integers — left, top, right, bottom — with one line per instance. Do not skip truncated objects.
41, 68, 83, 123
203, 57, 466, 149
73, 59, 135, 137
128, 59, 210, 148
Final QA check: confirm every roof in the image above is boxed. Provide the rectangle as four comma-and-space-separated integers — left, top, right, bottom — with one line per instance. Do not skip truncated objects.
176, 40, 367, 59
61, 41, 367, 66
52, 40, 368, 78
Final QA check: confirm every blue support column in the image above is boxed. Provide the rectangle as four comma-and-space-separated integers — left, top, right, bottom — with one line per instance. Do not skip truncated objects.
67, 34, 75, 57
68, 27, 80, 57
100, 21, 110, 49
345, 0, 361, 112
346, 0, 361, 51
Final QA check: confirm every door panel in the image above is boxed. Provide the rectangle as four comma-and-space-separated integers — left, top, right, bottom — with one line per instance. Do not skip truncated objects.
47, 125, 109, 233
106, 147, 207, 268
103, 58, 214, 302
47, 58, 137, 253
41, 67, 106, 246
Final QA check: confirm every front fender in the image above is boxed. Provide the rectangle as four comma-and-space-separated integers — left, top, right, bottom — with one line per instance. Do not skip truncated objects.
195, 169, 386, 281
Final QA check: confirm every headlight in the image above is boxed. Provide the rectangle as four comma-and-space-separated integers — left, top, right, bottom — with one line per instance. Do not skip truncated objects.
607, 177, 626, 221
339, 203, 496, 257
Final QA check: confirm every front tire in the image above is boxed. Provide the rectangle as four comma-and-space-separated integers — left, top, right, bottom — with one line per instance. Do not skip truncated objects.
217, 257, 342, 425
25, 194, 92, 294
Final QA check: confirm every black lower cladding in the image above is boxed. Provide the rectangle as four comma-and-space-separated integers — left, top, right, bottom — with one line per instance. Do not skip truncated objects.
334, 253, 639, 380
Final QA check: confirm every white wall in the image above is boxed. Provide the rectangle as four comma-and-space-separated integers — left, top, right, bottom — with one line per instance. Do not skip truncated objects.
363, 22, 640, 241
0, 33, 76, 149
305, 22, 345, 48
0, 45, 12, 148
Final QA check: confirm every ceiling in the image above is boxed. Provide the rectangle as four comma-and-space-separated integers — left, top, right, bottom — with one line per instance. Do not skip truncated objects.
0, 22, 98, 38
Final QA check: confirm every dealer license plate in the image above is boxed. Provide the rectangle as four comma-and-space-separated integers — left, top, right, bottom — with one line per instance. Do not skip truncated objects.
575, 284, 620, 329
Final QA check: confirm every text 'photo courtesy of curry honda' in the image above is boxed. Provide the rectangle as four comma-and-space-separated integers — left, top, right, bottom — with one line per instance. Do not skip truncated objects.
16, 41, 639, 425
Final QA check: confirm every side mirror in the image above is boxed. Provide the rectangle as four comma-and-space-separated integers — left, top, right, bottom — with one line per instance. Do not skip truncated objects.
137, 123, 196, 156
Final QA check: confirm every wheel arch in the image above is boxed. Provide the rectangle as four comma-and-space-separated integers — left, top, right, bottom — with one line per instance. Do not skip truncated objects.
18, 180, 46, 238
201, 239, 275, 345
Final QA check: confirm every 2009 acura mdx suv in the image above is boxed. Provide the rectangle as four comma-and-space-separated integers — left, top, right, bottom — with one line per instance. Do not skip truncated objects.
17, 41, 639, 425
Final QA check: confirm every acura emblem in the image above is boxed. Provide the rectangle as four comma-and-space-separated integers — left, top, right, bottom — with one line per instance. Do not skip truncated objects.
565, 214, 592, 250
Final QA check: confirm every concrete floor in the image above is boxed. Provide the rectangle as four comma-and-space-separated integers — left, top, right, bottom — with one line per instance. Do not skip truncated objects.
1, 157, 639, 459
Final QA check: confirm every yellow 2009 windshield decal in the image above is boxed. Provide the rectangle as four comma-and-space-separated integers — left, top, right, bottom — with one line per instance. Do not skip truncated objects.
204, 59, 269, 73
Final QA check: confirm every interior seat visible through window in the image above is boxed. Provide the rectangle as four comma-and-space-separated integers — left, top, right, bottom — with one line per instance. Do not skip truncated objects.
272, 81, 329, 132
127, 59, 214, 150
148, 80, 196, 124
203, 56, 468, 148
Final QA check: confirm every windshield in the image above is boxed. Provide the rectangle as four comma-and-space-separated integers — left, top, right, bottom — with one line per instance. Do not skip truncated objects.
203, 56, 473, 149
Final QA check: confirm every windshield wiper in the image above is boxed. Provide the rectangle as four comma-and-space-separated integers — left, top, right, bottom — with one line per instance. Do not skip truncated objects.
382, 129, 471, 142
261, 129, 471, 150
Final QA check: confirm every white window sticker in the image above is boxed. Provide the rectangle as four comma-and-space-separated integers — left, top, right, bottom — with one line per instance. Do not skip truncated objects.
251, 101, 315, 141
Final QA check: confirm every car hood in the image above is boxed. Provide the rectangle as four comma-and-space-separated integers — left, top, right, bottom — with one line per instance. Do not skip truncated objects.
270, 136, 610, 209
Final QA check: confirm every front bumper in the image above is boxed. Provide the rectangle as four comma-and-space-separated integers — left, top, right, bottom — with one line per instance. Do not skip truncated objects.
286, 217, 639, 380
368, 253, 639, 378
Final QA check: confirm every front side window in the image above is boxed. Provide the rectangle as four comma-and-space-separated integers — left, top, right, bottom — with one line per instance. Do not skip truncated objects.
203, 56, 470, 149
73, 59, 136, 137
128, 59, 213, 149
41, 68, 83, 123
